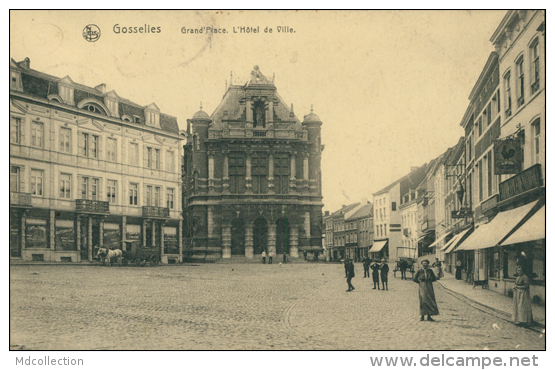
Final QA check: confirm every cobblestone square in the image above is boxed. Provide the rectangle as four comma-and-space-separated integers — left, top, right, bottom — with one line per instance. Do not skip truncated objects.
10, 263, 545, 350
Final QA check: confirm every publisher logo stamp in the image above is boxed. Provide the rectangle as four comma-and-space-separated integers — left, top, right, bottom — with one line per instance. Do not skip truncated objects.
83, 25, 101, 42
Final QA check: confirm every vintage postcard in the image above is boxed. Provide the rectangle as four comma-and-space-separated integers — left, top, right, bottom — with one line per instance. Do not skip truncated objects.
9, 9, 545, 361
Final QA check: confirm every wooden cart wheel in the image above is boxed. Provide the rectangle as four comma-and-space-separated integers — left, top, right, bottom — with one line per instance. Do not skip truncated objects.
149, 255, 158, 266
135, 259, 142, 266
122, 259, 129, 266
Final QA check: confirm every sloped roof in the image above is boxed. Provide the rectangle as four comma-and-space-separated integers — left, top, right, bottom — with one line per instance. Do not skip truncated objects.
10, 58, 179, 135
347, 203, 373, 220
331, 202, 361, 218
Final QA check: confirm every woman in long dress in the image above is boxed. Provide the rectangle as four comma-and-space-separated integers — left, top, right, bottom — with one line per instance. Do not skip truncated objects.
513, 267, 533, 326
413, 260, 439, 321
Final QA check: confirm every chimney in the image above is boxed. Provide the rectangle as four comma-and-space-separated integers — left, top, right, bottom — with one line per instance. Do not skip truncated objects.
19, 57, 30, 69
410, 166, 419, 172
95, 83, 106, 93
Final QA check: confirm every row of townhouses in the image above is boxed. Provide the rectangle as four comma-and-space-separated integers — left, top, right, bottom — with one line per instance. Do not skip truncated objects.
9, 62, 324, 264
323, 10, 545, 303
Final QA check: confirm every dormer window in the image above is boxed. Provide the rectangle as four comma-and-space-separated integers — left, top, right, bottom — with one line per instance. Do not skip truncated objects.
82, 102, 107, 115
10, 71, 22, 91
145, 110, 160, 128
105, 98, 118, 117
134, 116, 141, 124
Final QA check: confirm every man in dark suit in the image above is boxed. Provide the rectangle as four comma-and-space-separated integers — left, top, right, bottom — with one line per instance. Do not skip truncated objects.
363, 255, 371, 278
346, 259, 355, 292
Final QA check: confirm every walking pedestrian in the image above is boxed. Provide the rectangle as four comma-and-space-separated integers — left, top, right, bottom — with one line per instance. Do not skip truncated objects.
380, 258, 389, 290
370, 259, 381, 290
363, 255, 371, 278
455, 259, 462, 280
413, 259, 439, 321
269, 251, 274, 264
344, 259, 349, 278
432, 258, 443, 280
512, 267, 533, 327
283, 252, 287, 264
261, 250, 266, 264
345, 258, 355, 292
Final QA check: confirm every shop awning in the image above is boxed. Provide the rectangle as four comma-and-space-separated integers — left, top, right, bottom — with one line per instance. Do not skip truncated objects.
443, 228, 473, 253
417, 234, 429, 242
457, 201, 538, 251
430, 232, 452, 250
369, 240, 388, 253
501, 205, 545, 246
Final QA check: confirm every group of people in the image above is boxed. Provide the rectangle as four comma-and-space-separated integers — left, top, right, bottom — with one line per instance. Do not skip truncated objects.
261, 251, 288, 264
347, 257, 390, 292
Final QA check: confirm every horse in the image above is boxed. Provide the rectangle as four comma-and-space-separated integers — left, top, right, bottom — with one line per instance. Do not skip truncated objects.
96, 247, 123, 266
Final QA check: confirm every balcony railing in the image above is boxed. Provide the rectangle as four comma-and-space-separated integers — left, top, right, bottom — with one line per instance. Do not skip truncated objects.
253, 130, 267, 137
142, 206, 170, 218
10, 192, 32, 207
75, 199, 110, 213
499, 164, 543, 202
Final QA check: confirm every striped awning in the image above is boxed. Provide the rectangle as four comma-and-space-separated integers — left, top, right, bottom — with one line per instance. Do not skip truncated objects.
369, 240, 388, 253
457, 201, 538, 251
444, 228, 473, 253
501, 205, 545, 246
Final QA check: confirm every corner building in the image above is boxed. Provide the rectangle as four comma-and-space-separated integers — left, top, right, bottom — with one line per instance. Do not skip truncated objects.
183, 66, 324, 262
9, 58, 183, 263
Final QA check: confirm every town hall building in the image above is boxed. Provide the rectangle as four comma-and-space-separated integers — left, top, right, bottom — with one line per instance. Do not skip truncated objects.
183, 66, 324, 262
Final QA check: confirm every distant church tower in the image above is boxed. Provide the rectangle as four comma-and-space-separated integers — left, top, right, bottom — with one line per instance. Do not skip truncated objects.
183, 66, 324, 262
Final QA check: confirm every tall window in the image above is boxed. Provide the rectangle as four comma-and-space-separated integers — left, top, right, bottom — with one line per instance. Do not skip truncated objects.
530, 39, 540, 94
166, 188, 174, 209
59, 127, 71, 153
31, 122, 44, 148
146, 186, 152, 206
79, 133, 99, 158
80, 177, 99, 200
154, 186, 160, 207
106, 138, 117, 162
251, 154, 267, 194
10, 166, 20, 192
31, 169, 44, 196
59, 173, 71, 199
10, 117, 21, 144
533, 120, 541, 165
130, 142, 139, 165
274, 154, 289, 194
477, 116, 483, 137
478, 161, 483, 202
107, 180, 117, 204
166, 150, 175, 172
519, 130, 526, 171
504, 72, 512, 117
129, 183, 138, 205
145, 147, 161, 169
516, 57, 525, 107
229, 154, 246, 194
487, 151, 493, 197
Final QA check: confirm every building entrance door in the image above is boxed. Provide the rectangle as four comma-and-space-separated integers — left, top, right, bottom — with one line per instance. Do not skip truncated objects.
10, 212, 21, 257
231, 218, 245, 255
79, 218, 88, 261
253, 218, 268, 254
276, 218, 289, 254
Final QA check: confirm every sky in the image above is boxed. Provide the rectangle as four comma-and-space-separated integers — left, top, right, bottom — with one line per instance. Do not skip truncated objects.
9, 10, 508, 212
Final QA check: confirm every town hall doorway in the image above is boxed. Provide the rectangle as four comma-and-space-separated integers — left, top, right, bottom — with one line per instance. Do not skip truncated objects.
276, 218, 289, 254
253, 218, 268, 254
231, 218, 245, 255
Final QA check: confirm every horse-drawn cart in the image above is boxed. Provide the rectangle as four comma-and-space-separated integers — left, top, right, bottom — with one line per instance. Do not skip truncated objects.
122, 240, 160, 266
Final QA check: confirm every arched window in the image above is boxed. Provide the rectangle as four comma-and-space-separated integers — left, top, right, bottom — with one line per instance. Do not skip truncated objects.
82, 103, 107, 115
